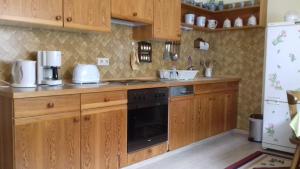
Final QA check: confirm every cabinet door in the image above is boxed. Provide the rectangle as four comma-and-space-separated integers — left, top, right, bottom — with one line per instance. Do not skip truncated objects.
111, 0, 153, 24
14, 113, 80, 169
81, 108, 127, 169
210, 93, 226, 136
169, 97, 194, 151
225, 91, 238, 131
64, 0, 111, 32
194, 94, 211, 141
0, 0, 63, 26
153, 0, 181, 41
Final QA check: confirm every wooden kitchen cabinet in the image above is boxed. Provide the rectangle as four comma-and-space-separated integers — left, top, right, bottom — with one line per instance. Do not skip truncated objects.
209, 92, 226, 136
14, 112, 81, 169
225, 91, 238, 130
0, 0, 111, 32
111, 0, 153, 24
64, 0, 111, 32
169, 96, 194, 151
133, 0, 181, 41
81, 107, 127, 169
0, 0, 63, 26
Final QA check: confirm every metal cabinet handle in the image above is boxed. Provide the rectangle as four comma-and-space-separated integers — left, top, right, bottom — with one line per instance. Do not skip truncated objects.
66, 17, 73, 22
47, 102, 55, 108
133, 12, 138, 16
55, 16, 62, 21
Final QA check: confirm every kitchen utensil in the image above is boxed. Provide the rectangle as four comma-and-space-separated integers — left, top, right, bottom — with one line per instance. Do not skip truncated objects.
218, 1, 224, 11
207, 19, 218, 29
11, 60, 37, 88
239, 1, 245, 8
171, 42, 179, 61
163, 42, 171, 61
248, 15, 257, 26
72, 64, 100, 84
185, 13, 196, 25
196, 16, 206, 27
234, 17, 243, 27
130, 42, 140, 70
37, 51, 62, 86
205, 68, 213, 77
223, 18, 232, 28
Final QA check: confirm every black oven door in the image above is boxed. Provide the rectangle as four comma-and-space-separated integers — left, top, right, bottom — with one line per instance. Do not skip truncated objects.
128, 104, 168, 153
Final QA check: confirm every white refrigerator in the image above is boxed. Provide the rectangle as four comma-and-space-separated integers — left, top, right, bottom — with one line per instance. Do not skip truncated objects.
262, 22, 300, 153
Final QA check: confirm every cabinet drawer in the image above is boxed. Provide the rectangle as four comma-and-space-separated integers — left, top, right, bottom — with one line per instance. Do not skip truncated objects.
195, 82, 239, 94
81, 91, 127, 110
14, 95, 80, 118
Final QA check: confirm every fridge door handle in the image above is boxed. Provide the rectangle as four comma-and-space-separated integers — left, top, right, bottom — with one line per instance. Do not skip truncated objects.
266, 100, 280, 105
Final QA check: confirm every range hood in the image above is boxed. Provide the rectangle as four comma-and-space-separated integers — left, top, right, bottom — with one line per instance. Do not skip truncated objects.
111, 18, 147, 27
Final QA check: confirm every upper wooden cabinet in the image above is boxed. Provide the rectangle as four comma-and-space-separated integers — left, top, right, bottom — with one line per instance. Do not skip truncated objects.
133, 0, 181, 41
0, 0, 63, 26
111, 0, 153, 24
64, 0, 111, 32
0, 0, 111, 32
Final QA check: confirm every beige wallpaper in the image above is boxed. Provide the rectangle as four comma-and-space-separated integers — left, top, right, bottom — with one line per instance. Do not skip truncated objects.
0, 24, 265, 130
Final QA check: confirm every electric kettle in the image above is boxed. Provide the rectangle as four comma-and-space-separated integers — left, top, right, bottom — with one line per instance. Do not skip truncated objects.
11, 60, 37, 88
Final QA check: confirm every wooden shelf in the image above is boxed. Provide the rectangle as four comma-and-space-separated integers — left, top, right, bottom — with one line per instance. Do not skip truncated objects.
181, 22, 264, 32
181, 0, 268, 31
181, 3, 260, 14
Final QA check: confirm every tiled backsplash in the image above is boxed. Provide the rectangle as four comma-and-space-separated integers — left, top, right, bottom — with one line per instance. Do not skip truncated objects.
0, 24, 265, 130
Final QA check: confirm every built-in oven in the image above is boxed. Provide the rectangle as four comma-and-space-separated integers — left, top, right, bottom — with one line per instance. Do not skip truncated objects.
127, 87, 169, 153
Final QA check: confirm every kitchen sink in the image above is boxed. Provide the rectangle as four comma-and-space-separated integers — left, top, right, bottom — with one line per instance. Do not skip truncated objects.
159, 70, 199, 81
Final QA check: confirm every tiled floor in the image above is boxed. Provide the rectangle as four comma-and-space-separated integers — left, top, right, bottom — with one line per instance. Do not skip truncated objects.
124, 131, 262, 169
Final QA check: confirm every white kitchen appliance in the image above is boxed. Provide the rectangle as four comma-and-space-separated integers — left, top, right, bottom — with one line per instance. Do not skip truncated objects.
37, 51, 63, 86
72, 64, 100, 84
11, 60, 37, 88
262, 22, 300, 153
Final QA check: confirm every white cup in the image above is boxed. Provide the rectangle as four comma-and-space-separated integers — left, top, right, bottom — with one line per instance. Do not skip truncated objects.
12, 60, 36, 86
185, 14, 196, 25
205, 68, 213, 78
207, 19, 218, 29
196, 16, 206, 27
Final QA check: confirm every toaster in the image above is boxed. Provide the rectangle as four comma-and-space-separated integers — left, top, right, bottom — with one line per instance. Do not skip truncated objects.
72, 64, 100, 84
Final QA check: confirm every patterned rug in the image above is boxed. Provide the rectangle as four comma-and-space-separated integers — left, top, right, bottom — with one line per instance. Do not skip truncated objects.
226, 151, 293, 169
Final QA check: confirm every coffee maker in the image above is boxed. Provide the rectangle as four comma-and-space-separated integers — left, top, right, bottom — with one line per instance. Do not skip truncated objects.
37, 51, 63, 86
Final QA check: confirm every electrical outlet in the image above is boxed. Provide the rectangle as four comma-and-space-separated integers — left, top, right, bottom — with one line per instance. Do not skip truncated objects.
97, 58, 110, 66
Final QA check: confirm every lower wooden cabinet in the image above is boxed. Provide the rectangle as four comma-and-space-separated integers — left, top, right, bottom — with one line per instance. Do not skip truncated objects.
14, 112, 81, 169
225, 92, 238, 131
81, 107, 127, 169
169, 96, 194, 151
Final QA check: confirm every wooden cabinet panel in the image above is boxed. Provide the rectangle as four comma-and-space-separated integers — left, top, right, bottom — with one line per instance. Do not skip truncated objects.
81, 91, 127, 110
112, 0, 153, 24
193, 94, 211, 141
153, 0, 181, 40
0, 0, 63, 26
210, 93, 226, 136
225, 91, 238, 130
14, 94, 80, 118
133, 0, 181, 41
81, 108, 127, 169
169, 96, 194, 151
64, 0, 111, 32
14, 112, 80, 169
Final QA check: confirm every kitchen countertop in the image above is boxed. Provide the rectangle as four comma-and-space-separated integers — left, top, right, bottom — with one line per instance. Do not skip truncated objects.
0, 76, 240, 99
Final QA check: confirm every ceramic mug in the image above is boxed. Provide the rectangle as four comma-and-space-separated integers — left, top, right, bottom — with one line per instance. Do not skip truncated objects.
223, 18, 231, 28
185, 13, 196, 25
196, 16, 206, 27
234, 17, 243, 27
207, 19, 218, 29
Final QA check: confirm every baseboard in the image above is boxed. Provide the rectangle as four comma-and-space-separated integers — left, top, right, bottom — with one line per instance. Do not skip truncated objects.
232, 129, 249, 135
